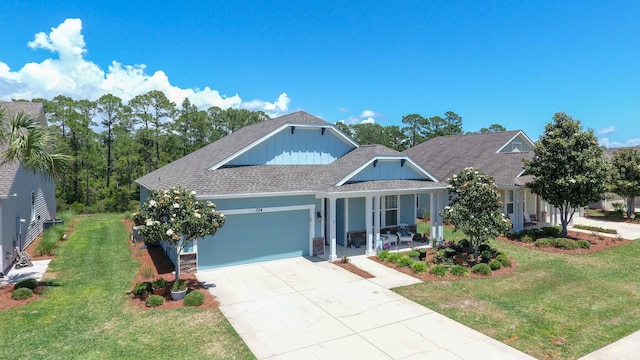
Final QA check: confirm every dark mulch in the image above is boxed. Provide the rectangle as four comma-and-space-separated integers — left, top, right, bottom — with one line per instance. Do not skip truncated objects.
333, 261, 375, 278
368, 252, 518, 282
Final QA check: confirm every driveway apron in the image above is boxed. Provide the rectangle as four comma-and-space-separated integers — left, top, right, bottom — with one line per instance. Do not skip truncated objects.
197, 257, 534, 359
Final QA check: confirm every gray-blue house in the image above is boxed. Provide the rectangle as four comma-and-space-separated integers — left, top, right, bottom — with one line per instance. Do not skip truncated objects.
136, 111, 449, 271
0, 102, 57, 277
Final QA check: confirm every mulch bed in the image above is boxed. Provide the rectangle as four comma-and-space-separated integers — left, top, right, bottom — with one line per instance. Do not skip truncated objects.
497, 230, 632, 255
333, 261, 375, 278
124, 218, 219, 310
368, 252, 518, 281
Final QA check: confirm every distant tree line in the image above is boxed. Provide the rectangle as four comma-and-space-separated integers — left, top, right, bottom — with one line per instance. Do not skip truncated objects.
14, 92, 505, 212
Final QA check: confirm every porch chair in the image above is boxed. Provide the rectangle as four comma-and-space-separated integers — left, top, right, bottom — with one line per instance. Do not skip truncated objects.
523, 212, 537, 227
396, 224, 414, 246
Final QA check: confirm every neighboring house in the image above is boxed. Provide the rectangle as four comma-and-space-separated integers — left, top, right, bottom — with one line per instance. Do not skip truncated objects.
0, 102, 56, 277
137, 111, 449, 270
589, 146, 640, 212
404, 130, 553, 232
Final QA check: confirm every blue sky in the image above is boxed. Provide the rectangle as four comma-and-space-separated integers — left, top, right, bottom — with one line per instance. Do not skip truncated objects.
0, 1, 638, 147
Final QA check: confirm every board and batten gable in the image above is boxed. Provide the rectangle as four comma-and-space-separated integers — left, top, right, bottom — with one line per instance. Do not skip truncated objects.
226, 126, 354, 166
347, 159, 428, 183
0, 166, 55, 275
497, 133, 533, 153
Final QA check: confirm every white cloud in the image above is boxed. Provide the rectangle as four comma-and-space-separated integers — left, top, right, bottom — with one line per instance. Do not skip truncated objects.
360, 109, 376, 118
341, 109, 379, 125
599, 137, 640, 148
598, 126, 615, 135
0, 18, 289, 117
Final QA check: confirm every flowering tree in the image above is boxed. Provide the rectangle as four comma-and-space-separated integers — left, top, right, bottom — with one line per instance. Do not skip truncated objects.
608, 147, 640, 218
133, 187, 225, 282
440, 168, 511, 263
524, 112, 609, 236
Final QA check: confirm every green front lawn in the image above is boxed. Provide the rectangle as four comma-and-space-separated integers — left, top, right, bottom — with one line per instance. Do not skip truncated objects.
395, 237, 640, 359
0, 213, 254, 360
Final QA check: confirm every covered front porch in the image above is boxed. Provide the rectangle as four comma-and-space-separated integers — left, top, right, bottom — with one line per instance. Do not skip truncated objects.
317, 186, 449, 262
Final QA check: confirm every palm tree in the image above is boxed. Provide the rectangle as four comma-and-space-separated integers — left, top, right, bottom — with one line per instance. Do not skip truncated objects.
0, 104, 71, 180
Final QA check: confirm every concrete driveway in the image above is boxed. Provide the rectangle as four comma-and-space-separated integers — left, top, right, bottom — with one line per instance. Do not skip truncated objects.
197, 257, 533, 360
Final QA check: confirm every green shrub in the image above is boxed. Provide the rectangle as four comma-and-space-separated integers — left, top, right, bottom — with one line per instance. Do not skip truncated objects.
534, 238, 553, 247
145, 294, 164, 307
35, 225, 66, 256
429, 265, 448, 277
541, 226, 561, 238
481, 250, 493, 263
458, 239, 470, 249
553, 238, 578, 250
520, 234, 536, 243
183, 290, 205, 306
488, 259, 502, 270
377, 249, 390, 261
450, 265, 470, 277
396, 256, 414, 268
496, 254, 512, 267
472, 263, 492, 276
411, 261, 427, 274
14, 278, 38, 290
387, 252, 402, 264
132, 282, 152, 298
406, 250, 420, 258
152, 277, 167, 290
11, 288, 33, 300
576, 240, 591, 249
612, 202, 625, 213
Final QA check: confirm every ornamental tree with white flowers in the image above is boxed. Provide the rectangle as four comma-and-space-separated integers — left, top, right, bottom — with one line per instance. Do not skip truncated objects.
133, 187, 225, 282
439, 168, 511, 263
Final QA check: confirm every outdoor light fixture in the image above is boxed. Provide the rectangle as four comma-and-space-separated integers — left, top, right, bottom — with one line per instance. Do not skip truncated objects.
316, 211, 322, 222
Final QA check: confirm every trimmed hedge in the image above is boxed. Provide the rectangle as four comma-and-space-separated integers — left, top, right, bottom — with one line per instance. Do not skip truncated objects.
184, 290, 205, 306
472, 263, 492, 276
145, 294, 164, 307
573, 224, 617, 234
11, 288, 33, 300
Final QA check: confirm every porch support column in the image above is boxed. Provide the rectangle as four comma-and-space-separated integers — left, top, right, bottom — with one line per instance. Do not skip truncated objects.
436, 191, 446, 246
513, 189, 522, 232
320, 198, 325, 238
328, 197, 337, 261
365, 196, 375, 255
374, 195, 381, 245
430, 192, 436, 239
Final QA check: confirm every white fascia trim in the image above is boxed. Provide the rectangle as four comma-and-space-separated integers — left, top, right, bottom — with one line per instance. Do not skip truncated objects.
335, 156, 438, 186
317, 186, 449, 198
495, 131, 536, 153
195, 190, 316, 200
222, 204, 314, 215
208, 123, 358, 170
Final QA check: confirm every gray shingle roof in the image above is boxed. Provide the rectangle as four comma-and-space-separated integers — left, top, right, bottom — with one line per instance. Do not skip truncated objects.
403, 130, 533, 186
0, 102, 45, 194
137, 112, 445, 196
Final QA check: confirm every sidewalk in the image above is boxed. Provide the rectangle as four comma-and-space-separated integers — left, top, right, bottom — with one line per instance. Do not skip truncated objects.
571, 217, 640, 240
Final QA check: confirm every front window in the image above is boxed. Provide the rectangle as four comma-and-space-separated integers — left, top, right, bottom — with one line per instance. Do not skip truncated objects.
384, 195, 398, 227
506, 190, 514, 214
